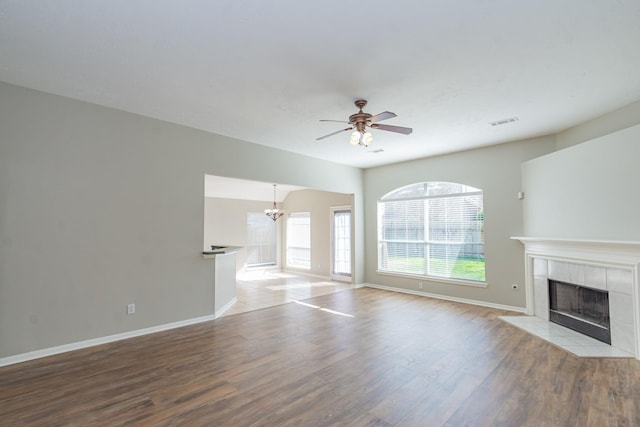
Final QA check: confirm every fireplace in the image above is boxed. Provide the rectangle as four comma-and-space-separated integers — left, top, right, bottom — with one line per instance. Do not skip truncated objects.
548, 279, 611, 344
512, 237, 640, 359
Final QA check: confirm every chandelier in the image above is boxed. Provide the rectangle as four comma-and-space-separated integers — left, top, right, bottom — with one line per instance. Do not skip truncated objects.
264, 184, 284, 221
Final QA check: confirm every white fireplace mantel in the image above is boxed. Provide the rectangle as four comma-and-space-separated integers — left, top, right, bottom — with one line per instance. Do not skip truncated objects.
512, 237, 640, 265
512, 236, 640, 359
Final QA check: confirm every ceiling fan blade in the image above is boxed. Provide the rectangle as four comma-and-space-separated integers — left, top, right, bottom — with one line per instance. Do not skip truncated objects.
316, 127, 353, 141
320, 119, 350, 124
370, 123, 413, 135
369, 111, 397, 122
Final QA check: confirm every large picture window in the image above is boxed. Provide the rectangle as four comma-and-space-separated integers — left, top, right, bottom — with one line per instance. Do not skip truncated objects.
377, 182, 485, 283
286, 212, 311, 269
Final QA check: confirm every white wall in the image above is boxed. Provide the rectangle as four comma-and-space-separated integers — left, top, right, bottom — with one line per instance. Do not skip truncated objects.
364, 137, 557, 309
203, 197, 283, 271
203, 190, 353, 277
522, 124, 640, 240
282, 189, 353, 278
0, 82, 363, 359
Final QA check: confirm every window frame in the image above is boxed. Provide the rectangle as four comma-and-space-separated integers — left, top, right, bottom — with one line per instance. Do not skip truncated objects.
331, 206, 352, 280
377, 182, 486, 287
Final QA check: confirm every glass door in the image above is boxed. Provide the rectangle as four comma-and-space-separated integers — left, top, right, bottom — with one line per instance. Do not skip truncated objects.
331, 207, 352, 281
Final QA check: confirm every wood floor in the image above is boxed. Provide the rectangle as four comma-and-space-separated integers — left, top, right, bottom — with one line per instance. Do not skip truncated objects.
2, 287, 640, 426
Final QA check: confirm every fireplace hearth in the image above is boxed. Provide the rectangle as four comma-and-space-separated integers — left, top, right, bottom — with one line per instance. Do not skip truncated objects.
548, 279, 610, 344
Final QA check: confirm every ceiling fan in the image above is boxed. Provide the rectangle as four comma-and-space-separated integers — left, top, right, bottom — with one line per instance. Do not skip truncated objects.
316, 99, 412, 147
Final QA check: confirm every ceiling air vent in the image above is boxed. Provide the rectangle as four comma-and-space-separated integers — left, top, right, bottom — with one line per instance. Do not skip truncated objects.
489, 117, 519, 127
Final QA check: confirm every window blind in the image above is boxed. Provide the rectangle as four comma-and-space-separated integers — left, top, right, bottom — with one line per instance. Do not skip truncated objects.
378, 182, 485, 282
246, 212, 276, 267
286, 212, 311, 269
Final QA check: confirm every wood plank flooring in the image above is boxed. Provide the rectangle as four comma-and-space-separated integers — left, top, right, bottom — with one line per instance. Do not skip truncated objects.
2, 287, 640, 426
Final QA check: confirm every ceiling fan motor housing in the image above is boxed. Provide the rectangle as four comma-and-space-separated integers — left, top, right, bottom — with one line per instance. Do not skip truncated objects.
350, 100, 372, 128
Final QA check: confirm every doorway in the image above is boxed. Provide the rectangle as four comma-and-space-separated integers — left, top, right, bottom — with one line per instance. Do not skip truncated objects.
331, 206, 352, 282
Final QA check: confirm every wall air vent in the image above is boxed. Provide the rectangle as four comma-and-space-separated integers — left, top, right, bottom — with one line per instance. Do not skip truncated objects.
489, 117, 519, 127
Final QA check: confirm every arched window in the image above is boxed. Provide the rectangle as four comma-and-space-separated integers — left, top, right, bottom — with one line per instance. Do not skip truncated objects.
377, 182, 485, 283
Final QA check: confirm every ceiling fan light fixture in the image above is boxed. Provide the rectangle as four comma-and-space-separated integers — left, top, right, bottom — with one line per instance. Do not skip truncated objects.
362, 131, 373, 146
316, 99, 412, 146
349, 131, 360, 145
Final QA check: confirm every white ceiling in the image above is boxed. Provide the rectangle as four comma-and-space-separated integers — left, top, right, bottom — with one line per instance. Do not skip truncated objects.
1, 1, 640, 168
204, 175, 305, 202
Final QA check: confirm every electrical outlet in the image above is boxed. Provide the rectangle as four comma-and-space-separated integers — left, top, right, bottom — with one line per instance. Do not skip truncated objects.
127, 303, 136, 315
418, 282, 424, 290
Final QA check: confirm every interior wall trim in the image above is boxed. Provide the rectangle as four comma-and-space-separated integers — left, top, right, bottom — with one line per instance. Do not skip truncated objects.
215, 297, 238, 319
363, 283, 526, 314
282, 269, 330, 280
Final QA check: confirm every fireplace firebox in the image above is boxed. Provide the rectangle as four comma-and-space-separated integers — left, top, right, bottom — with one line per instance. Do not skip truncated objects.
548, 279, 611, 344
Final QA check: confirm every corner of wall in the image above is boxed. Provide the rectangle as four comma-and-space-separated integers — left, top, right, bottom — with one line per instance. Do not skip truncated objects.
556, 99, 640, 150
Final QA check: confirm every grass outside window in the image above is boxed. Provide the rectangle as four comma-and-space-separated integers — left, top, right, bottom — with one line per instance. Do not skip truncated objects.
385, 256, 486, 282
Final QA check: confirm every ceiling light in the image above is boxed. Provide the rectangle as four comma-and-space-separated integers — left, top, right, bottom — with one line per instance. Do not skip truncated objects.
264, 184, 284, 221
348, 123, 373, 147
350, 131, 360, 145
316, 99, 412, 148
362, 131, 373, 146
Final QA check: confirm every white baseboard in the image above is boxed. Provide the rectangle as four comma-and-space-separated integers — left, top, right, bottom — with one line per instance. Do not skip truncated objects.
0, 314, 217, 368
362, 283, 526, 313
215, 297, 238, 318
283, 269, 331, 280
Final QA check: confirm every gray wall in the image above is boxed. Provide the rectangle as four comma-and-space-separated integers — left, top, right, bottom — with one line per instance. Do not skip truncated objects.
364, 137, 557, 308
522, 124, 640, 240
0, 82, 363, 358
282, 189, 353, 278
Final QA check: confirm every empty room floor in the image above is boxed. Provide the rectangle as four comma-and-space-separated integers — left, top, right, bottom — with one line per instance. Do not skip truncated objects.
2, 288, 640, 425
222, 269, 355, 316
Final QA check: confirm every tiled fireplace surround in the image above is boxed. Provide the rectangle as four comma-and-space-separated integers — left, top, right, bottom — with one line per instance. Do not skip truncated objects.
513, 237, 640, 359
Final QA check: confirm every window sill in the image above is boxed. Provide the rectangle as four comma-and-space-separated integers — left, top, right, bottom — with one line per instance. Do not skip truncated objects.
375, 270, 488, 288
